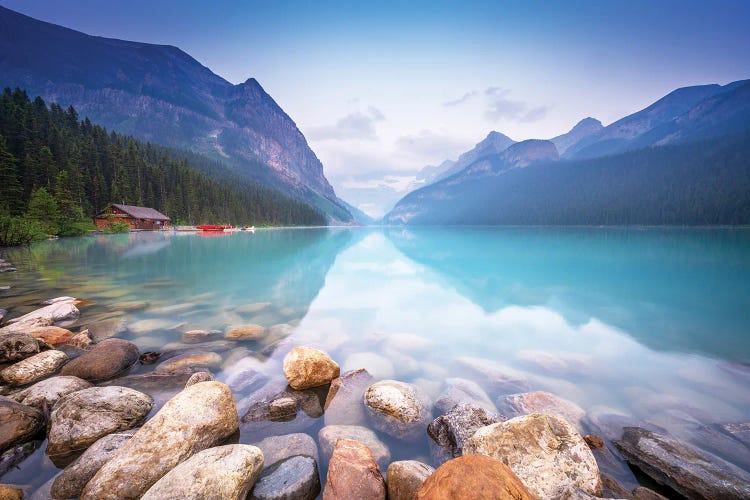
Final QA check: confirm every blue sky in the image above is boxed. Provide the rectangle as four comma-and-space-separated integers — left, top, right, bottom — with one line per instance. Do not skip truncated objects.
3, 0, 750, 216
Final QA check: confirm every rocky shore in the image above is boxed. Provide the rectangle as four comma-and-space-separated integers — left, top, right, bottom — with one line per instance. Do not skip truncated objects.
1, 286, 750, 499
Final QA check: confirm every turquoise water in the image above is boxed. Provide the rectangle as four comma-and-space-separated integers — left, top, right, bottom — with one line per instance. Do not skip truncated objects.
2, 227, 750, 494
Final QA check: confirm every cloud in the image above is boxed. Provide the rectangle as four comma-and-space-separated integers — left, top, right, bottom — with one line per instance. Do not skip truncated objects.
443, 90, 478, 107
307, 106, 385, 141
393, 130, 470, 162
445, 87, 549, 123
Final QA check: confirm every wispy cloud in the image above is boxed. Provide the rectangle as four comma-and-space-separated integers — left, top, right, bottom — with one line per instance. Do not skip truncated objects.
443, 90, 478, 107
445, 87, 549, 123
307, 106, 385, 141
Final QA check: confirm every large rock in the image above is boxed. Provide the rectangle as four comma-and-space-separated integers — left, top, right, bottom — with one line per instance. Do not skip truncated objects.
0, 485, 23, 500
60, 338, 139, 382
153, 351, 222, 375
0, 397, 44, 452
0, 333, 45, 363
253, 433, 319, 468
51, 432, 134, 499
82, 381, 239, 499
225, 324, 267, 341
415, 454, 534, 500
614, 426, 750, 499
8, 301, 79, 326
251, 455, 321, 500
86, 317, 126, 342
363, 380, 430, 441
141, 445, 264, 500
324, 368, 374, 426
46, 386, 153, 457
185, 371, 215, 387
0, 350, 68, 387
464, 413, 602, 498
497, 391, 586, 431
433, 377, 498, 415
10, 375, 92, 410
24, 326, 75, 346
386, 460, 434, 500
283, 346, 339, 390
323, 439, 385, 500
318, 425, 390, 471
427, 403, 504, 465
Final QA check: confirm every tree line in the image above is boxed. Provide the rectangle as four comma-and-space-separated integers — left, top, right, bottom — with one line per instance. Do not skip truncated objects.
0, 87, 326, 244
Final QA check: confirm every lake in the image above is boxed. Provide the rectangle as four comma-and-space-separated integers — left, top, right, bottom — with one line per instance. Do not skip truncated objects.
2, 226, 750, 494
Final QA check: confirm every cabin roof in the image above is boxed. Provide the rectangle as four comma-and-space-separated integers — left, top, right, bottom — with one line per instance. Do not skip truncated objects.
99, 204, 171, 221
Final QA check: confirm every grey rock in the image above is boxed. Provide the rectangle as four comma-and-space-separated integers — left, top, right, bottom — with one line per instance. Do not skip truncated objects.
427, 403, 504, 465
253, 433, 319, 469
9, 375, 92, 410
46, 386, 152, 457
433, 377, 497, 415
324, 368, 374, 426
614, 426, 750, 499
251, 455, 321, 500
0, 333, 46, 363
363, 380, 430, 441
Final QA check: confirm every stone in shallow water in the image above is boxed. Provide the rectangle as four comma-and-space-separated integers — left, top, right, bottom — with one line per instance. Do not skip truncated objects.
9, 375, 92, 410
251, 455, 321, 500
496, 391, 586, 431
0, 350, 68, 387
225, 324, 267, 341
24, 326, 75, 346
381, 333, 433, 354
318, 425, 390, 471
252, 432, 319, 468
141, 444, 264, 500
433, 377, 497, 415
127, 318, 174, 335
416, 454, 534, 500
51, 431, 134, 499
65, 331, 92, 349
223, 355, 277, 393
614, 426, 750, 499
363, 380, 431, 441
82, 381, 239, 499
235, 302, 272, 314
153, 351, 222, 375
283, 346, 339, 390
0, 397, 44, 452
386, 460, 434, 500
185, 371, 215, 387
0, 440, 39, 477
323, 439, 385, 500
324, 368, 374, 426
46, 386, 153, 457
8, 301, 79, 326
343, 352, 394, 380
241, 382, 327, 436
0, 333, 45, 364
454, 356, 531, 395
464, 413, 603, 498
85, 317, 126, 341
60, 338, 139, 382
427, 403, 504, 465
180, 329, 221, 343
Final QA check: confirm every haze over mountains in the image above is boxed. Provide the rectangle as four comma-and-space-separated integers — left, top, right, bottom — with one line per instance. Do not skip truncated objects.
0, 5, 355, 223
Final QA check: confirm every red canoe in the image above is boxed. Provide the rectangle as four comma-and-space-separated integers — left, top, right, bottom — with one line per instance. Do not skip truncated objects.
196, 224, 233, 232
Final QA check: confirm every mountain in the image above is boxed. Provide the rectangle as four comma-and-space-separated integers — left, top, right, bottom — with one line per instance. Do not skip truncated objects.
565, 80, 750, 159
550, 117, 603, 155
429, 131, 516, 183
0, 5, 353, 223
384, 131, 750, 225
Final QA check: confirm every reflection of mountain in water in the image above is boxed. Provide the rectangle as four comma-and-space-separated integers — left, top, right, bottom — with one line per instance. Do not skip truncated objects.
386, 227, 750, 362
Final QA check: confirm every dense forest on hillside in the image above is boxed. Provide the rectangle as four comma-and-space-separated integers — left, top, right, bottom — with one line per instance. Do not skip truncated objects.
390, 131, 750, 225
0, 88, 327, 232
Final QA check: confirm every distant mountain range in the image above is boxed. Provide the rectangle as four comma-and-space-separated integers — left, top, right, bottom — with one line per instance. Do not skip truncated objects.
385, 79, 750, 225
0, 6, 355, 223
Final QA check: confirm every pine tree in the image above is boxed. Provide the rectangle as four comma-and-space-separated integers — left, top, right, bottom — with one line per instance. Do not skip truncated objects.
0, 136, 23, 214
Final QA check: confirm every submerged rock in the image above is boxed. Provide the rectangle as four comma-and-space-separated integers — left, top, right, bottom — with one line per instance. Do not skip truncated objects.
283, 346, 339, 390
225, 324, 267, 341
60, 338, 139, 382
318, 425, 391, 471
363, 380, 430, 441
10, 375, 92, 410
427, 403, 504, 465
386, 460, 434, 500
85, 317, 126, 342
0, 440, 39, 477
454, 356, 531, 395
415, 454, 534, 500
0, 350, 68, 387
343, 352, 395, 380
251, 455, 321, 500
8, 301, 79, 326
252, 433, 319, 468
142, 444, 264, 500
65, 331, 92, 349
614, 426, 750, 499
153, 351, 222, 375
46, 386, 153, 457
51, 431, 134, 499
185, 371, 215, 387
433, 377, 497, 415
82, 381, 239, 499
0, 397, 44, 452
223, 355, 277, 392
324, 368, 374, 426
323, 439, 385, 500
497, 391, 586, 431
0, 333, 46, 364
464, 413, 602, 498
181, 329, 221, 343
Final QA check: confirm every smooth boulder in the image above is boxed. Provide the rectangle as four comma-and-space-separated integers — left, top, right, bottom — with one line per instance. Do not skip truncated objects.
142, 445, 264, 500
427, 403, 504, 465
51, 432, 134, 499
415, 454, 534, 500
323, 439, 385, 500
10, 375, 92, 410
8, 301, 79, 326
46, 386, 153, 457
283, 346, 340, 390
225, 324, 267, 341
251, 455, 321, 500
497, 391, 586, 430
60, 338, 139, 382
253, 433, 319, 468
0, 397, 44, 452
363, 380, 430, 441
82, 381, 239, 499
464, 413, 602, 498
324, 368, 374, 426
0, 350, 68, 387
318, 425, 390, 471
614, 426, 750, 499
386, 460, 434, 500
153, 351, 222, 375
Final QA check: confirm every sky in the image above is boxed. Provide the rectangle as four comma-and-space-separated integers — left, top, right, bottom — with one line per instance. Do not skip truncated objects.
3, 0, 750, 217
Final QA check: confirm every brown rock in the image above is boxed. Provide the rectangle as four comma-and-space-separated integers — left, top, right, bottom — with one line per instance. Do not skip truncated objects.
584, 434, 604, 449
0, 485, 23, 500
0, 397, 44, 452
60, 338, 139, 382
225, 324, 267, 341
65, 331, 92, 349
0, 333, 45, 363
415, 454, 534, 500
153, 351, 221, 375
25, 326, 75, 345
632, 486, 669, 500
283, 346, 340, 390
0, 350, 68, 386
185, 371, 215, 387
323, 439, 385, 500
180, 329, 221, 343
386, 460, 434, 500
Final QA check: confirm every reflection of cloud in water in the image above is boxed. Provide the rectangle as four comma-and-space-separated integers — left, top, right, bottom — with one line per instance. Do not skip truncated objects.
122, 240, 171, 258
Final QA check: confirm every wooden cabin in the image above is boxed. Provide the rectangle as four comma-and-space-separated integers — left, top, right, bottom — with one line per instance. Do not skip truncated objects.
94, 204, 171, 231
